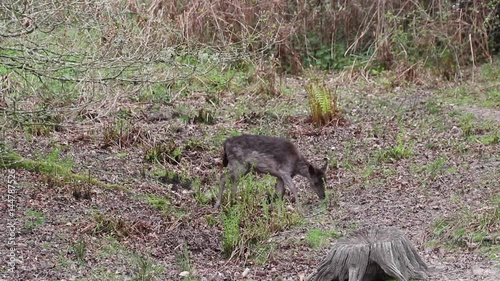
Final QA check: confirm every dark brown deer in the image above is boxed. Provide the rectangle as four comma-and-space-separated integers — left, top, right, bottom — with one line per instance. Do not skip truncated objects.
215, 134, 327, 208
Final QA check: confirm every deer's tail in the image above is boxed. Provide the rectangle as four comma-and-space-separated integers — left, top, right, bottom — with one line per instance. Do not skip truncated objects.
222, 149, 228, 167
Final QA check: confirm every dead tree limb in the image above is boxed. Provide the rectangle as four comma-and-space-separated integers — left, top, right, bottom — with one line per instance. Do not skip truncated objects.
306, 227, 429, 281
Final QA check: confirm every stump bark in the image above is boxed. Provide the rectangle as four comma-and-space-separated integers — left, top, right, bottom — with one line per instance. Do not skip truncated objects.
306, 227, 429, 281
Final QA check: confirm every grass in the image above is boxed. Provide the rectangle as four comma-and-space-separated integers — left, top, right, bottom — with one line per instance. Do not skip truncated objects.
71, 240, 87, 264
193, 180, 213, 206
133, 255, 162, 281
24, 209, 45, 231
426, 157, 456, 179
146, 195, 171, 215
436, 62, 500, 109
251, 242, 278, 265
145, 141, 183, 165
305, 228, 339, 249
430, 194, 499, 253
221, 205, 242, 257
372, 132, 413, 163
91, 211, 130, 238
0, 144, 124, 190
449, 112, 499, 144
176, 244, 198, 281
102, 118, 145, 148
74, 237, 164, 281
440, 85, 500, 109
219, 173, 302, 259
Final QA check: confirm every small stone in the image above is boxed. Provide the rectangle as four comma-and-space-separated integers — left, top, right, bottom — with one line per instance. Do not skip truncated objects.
179, 271, 190, 277
242, 268, 250, 277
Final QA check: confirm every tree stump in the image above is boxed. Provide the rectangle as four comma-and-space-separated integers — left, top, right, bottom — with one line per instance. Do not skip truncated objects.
306, 227, 429, 281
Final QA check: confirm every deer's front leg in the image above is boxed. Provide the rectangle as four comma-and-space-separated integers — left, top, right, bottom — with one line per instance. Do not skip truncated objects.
282, 176, 301, 210
215, 172, 229, 209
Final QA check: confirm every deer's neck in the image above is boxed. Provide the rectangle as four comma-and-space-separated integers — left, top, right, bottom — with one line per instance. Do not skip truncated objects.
296, 156, 311, 178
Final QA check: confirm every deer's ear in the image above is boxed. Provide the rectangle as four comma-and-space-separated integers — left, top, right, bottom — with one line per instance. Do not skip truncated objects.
308, 164, 316, 175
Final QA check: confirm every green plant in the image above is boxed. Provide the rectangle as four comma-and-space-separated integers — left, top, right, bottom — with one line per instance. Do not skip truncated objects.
426, 157, 456, 179
424, 100, 442, 114
91, 211, 129, 238
183, 138, 206, 152
102, 118, 144, 148
33, 146, 74, 188
36, 146, 73, 173
146, 195, 170, 215
145, 141, 182, 165
175, 244, 199, 280
374, 133, 413, 163
192, 108, 216, 125
327, 157, 339, 170
251, 243, 277, 265
133, 255, 158, 281
305, 80, 339, 126
205, 215, 217, 227
361, 165, 375, 180
159, 171, 192, 189
71, 240, 87, 264
430, 194, 499, 253
301, 36, 362, 70
220, 173, 301, 260
475, 132, 500, 145
458, 113, 476, 137
193, 180, 213, 206
1, 144, 120, 190
305, 228, 339, 249
136, 82, 172, 103
25, 209, 45, 231
24, 111, 63, 136
176, 244, 191, 272
221, 206, 241, 257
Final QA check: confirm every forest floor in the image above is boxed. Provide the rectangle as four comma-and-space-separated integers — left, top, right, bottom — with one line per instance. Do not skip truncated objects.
1, 65, 499, 281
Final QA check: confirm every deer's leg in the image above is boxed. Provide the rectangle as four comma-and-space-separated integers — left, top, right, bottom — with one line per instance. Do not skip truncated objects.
275, 178, 285, 200
229, 164, 249, 201
282, 175, 301, 210
215, 172, 229, 209
215, 163, 248, 208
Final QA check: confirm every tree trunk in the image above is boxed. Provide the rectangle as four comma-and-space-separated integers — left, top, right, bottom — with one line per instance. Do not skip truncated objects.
306, 227, 429, 281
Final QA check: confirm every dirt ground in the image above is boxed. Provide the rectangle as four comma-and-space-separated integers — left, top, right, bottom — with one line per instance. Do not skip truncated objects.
1, 73, 499, 281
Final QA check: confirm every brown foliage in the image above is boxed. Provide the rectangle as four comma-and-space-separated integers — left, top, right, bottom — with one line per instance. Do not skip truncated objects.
2, 1, 496, 77
116, 0, 495, 75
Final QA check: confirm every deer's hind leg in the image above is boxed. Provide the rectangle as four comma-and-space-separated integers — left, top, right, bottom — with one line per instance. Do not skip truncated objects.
274, 178, 285, 200
215, 162, 249, 208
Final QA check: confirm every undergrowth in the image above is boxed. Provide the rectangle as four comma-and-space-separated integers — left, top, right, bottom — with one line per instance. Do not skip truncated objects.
430, 194, 499, 257
220, 174, 301, 259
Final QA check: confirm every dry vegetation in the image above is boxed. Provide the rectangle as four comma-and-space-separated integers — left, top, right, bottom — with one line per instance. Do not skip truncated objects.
1, 0, 499, 280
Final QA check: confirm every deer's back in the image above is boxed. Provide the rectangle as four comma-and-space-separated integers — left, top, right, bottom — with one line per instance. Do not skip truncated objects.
224, 134, 300, 171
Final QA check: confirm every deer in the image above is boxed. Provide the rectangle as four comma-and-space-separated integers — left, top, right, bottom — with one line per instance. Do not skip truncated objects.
215, 134, 327, 209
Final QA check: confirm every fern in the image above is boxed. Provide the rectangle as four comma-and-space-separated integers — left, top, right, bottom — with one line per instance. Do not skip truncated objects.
306, 80, 337, 126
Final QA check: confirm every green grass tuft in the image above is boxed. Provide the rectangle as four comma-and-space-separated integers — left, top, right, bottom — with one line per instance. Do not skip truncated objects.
305, 228, 339, 249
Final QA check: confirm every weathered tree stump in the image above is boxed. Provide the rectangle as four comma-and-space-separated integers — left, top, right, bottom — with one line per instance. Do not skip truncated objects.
306, 227, 429, 281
